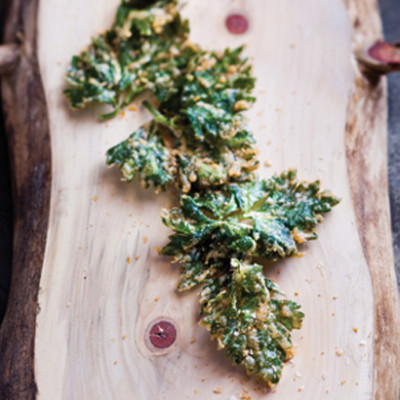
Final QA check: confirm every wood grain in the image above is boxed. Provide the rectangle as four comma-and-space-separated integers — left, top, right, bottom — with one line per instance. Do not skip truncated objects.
0, 0, 51, 399
345, 1, 400, 399
1, 0, 399, 399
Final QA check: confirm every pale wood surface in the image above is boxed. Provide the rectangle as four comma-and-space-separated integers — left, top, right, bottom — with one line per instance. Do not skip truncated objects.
30, 0, 398, 399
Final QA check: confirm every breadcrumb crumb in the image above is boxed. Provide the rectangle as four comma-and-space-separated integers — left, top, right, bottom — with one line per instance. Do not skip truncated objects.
335, 347, 343, 357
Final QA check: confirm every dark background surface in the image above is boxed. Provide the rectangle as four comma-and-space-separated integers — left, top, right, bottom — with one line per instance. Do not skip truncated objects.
0, 0, 13, 323
0, 2, 399, 323
381, 0, 400, 289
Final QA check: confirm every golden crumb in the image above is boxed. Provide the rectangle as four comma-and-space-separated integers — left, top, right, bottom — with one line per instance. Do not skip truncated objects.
298, 388, 302, 392
143, 236, 148, 244
293, 227, 306, 244
335, 347, 344, 357
227, 65, 237, 75
154, 246, 161, 253
340, 380, 346, 386
294, 292, 299, 296
154, 297, 159, 302
122, 335, 127, 340
194, 390, 198, 394
128, 106, 137, 111
190, 338, 196, 344
353, 327, 358, 333
135, 255, 140, 260
234, 100, 250, 112
120, 111, 125, 118
126, 257, 131, 264
213, 387, 222, 394
114, 361, 118, 365
263, 160, 272, 168
293, 252, 305, 258
92, 195, 99, 202
201, 378, 205, 382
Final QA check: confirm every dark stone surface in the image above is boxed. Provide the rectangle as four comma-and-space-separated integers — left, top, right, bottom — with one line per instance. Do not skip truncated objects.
380, 0, 400, 288
0, 2, 399, 326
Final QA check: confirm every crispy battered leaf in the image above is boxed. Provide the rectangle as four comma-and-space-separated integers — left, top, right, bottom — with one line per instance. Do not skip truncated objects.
180, 47, 256, 112
161, 170, 339, 283
64, 34, 121, 109
115, 0, 180, 37
183, 102, 245, 143
157, 46, 257, 147
106, 121, 175, 191
106, 118, 258, 193
64, 0, 190, 117
200, 259, 304, 386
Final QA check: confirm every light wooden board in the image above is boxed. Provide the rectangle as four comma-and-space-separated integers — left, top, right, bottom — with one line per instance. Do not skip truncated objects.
25, 0, 399, 399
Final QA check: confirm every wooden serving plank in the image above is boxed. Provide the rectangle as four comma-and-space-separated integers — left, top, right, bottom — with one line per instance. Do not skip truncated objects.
1, 0, 399, 399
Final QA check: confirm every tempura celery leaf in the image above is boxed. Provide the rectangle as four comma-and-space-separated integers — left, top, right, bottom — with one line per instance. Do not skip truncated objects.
180, 47, 256, 112
106, 116, 258, 193
64, 0, 190, 116
161, 170, 339, 265
106, 121, 175, 192
114, 0, 180, 38
199, 259, 304, 386
64, 34, 121, 110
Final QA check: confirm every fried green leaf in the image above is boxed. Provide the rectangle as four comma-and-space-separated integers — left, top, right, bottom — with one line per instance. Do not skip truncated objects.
106, 121, 176, 191
200, 259, 304, 386
106, 118, 258, 193
161, 170, 339, 288
64, 0, 190, 117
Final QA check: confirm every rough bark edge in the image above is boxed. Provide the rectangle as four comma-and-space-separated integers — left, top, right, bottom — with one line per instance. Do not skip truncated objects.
344, 1, 400, 399
0, 0, 51, 398
0, 44, 19, 74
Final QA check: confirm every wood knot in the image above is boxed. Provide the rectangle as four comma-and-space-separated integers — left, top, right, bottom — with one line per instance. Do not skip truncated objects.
226, 14, 249, 35
145, 317, 178, 354
356, 40, 400, 81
